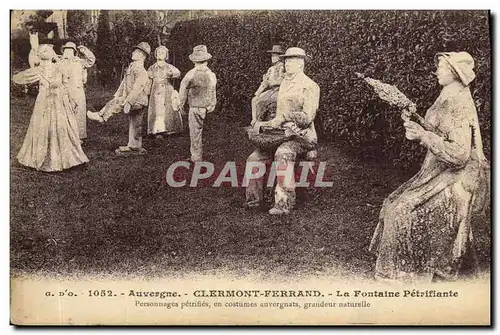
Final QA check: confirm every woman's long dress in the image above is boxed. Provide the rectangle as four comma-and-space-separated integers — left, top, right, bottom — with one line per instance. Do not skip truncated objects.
13, 64, 89, 172
369, 86, 490, 282
146, 62, 183, 135
59, 47, 95, 139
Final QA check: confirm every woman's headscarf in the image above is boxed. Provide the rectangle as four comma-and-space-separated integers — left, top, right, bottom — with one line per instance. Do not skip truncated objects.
434, 51, 476, 86
155, 46, 169, 60
39, 44, 57, 60
28, 44, 58, 68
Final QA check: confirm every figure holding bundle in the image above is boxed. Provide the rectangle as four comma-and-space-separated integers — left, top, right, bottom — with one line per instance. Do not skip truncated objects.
363, 53, 490, 282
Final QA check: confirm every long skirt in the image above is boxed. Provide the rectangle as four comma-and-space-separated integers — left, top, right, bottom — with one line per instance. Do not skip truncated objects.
70, 86, 87, 139
17, 89, 89, 172
369, 157, 489, 282
147, 82, 183, 135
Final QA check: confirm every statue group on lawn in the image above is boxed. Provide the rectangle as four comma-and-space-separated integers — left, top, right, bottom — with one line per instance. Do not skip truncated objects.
12, 30, 490, 282
87, 43, 217, 161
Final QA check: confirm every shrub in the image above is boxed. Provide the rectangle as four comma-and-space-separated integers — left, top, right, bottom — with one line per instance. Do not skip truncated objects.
109, 11, 161, 84
66, 10, 93, 44
169, 10, 491, 168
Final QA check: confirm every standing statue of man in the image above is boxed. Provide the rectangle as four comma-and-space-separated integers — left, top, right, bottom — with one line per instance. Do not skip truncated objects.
87, 42, 151, 156
245, 47, 320, 215
59, 42, 96, 142
250, 45, 285, 125
179, 45, 217, 163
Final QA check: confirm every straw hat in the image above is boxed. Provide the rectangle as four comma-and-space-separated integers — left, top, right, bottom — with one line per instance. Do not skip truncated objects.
279, 47, 311, 60
189, 45, 212, 62
62, 41, 77, 52
133, 42, 151, 56
267, 45, 284, 54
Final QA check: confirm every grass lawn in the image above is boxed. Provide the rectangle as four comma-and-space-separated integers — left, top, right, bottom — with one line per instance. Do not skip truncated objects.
9, 86, 491, 281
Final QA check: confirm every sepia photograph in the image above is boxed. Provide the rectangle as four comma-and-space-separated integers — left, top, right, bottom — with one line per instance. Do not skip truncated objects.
8, 6, 492, 326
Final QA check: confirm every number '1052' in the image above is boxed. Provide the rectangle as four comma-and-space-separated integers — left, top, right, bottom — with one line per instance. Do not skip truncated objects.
88, 290, 114, 297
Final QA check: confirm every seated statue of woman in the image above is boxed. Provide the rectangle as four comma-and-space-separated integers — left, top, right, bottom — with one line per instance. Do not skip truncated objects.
369, 52, 490, 283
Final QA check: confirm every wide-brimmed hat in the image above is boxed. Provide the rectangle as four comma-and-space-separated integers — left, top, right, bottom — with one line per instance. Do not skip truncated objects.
267, 45, 284, 54
189, 45, 212, 62
62, 41, 77, 52
434, 51, 475, 86
155, 45, 169, 60
280, 47, 311, 60
133, 42, 151, 56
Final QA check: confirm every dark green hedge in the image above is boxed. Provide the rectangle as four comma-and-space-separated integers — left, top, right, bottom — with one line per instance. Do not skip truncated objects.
169, 10, 491, 168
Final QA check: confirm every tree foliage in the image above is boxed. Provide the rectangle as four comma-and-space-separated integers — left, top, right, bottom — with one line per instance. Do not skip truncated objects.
95, 10, 114, 86
66, 10, 93, 45
108, 11, 160, 81
20, 10, 57, 38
